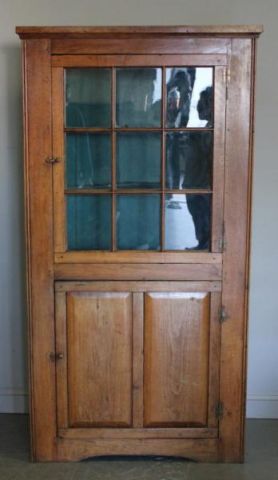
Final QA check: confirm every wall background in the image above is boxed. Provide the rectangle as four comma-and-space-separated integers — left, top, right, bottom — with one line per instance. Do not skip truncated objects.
0, 0, 277, 418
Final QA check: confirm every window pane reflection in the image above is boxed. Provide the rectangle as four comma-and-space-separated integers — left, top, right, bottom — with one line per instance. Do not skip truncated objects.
166, 131, 212, 189
117, 133, 161, 188
116, 68, 162, 127
66, 68, 111, 127
166, 68, 213, 128
117, 195, 160, 250
165, 194, 211, 250
66, 133, 111, 189
67, 195, 111, 250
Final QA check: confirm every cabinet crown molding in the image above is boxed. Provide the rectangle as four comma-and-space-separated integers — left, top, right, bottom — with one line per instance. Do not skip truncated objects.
16, 24, 264, 39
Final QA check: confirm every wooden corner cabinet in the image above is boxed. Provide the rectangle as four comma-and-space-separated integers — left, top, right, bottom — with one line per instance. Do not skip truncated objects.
16, 25, 262, 462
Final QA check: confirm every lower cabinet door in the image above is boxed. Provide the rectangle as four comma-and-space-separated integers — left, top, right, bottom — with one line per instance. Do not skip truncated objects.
144, 292, 212, 427
55, 289, 133, 428
55, 281, 221, 442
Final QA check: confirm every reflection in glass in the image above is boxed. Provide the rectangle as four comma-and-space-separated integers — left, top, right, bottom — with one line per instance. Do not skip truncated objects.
117, 195, 160, 250
66, 68, 111, 127
166, 67, 213, 128
116, 68, 162, 127
165, 194, 211, 250
66, 133, 111, 188
166, 132, 212, 189
67, 195, 111, 250
117, 133, 161, 188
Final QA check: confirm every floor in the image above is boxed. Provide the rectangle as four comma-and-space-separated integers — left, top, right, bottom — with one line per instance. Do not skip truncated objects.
0, 415, 278, 479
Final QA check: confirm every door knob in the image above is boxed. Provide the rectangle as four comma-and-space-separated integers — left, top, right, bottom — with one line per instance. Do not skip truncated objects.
45, 157, 60, 164
49, 352, 64, 361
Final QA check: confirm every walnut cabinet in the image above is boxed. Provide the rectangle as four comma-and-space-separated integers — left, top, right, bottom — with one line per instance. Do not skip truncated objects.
16, 25, 262, 462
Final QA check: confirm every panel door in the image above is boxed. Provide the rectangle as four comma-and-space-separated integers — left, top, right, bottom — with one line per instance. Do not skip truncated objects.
55, 289, 133, 428
55, 281, 221, 438
144, 292, 212, 427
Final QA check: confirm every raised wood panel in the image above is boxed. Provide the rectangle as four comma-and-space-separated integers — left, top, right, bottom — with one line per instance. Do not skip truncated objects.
66, 292, 133, 427
144, 292, 210, 427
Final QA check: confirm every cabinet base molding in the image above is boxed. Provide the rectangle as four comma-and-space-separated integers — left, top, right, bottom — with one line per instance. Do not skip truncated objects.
54, 438, 219, 463
58, 427, 218, 440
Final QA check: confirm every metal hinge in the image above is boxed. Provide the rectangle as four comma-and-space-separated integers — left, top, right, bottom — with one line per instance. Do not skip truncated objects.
49, 352, 64, 362
218, 236, 224, 251
45, 157, 60, 165
215, 401, 224, 420
224, 66, 231, 101
218, 222, 226, 251
219, 306, 229, 323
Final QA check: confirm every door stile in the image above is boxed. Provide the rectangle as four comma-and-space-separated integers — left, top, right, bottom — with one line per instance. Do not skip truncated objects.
211, 66, 227, 252
207, 291, 222, 427
132, 293, 144, 427
52, 67, 66, 253
55, 291, 69, 430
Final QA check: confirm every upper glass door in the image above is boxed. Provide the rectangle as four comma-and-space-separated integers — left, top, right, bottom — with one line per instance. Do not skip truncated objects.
52, 58, 226, 257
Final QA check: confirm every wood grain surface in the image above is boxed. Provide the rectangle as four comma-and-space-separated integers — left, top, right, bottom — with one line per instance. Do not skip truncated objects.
18, 26, 261, 462
66, 292, 133, 427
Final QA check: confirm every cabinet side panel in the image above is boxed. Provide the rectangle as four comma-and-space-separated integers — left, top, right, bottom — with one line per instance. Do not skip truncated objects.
144, 292, 210, 427
66, 292, 133, 427
220, 38, 253, 462
23, 39, 56, 460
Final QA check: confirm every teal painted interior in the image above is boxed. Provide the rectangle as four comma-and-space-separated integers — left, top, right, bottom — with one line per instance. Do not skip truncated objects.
66, 133, 112, 188
116, 68, 162, 127
65, 67, 213, 252
117, 194, 161, 250
66, 68, 111, 127
67, 195, 112, 250
116, 132, 161, 188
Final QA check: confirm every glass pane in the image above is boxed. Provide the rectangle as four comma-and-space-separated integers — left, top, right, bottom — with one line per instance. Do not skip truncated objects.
67, 195, 111, 250
166, 68, 213, 128
116, 68, 162, 127
117, 195, 160, 250
66, 68, 111, 127
166, 132, 213, 189
117, 133, 161, 188
165, 194, 211, 250
66, 133, 111, 189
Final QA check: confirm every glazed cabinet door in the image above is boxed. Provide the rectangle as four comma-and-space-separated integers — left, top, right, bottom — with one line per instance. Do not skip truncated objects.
55, 281, 221, 440
52, 57, 226, 260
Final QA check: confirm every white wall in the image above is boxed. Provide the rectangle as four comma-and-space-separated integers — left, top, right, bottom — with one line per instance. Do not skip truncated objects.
0, 0, 277, 418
